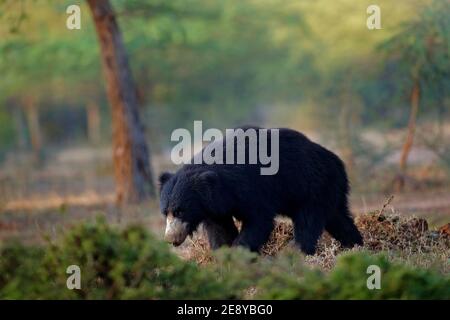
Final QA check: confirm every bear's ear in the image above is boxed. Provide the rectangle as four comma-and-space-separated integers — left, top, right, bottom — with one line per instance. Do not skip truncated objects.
158, 172, 174, 187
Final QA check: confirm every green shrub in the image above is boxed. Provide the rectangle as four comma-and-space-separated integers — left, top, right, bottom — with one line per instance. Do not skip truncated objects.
254, 251, 450, 299
0, 244, 52, 299
0, 218, 239, 299
1, 219, 448, 299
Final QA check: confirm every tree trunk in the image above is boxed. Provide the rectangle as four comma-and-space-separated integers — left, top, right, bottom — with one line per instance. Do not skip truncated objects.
12, 106, 27, 150
339, 103, 355, 176
24, 97, 42, 164
87, 0, 155, 203
86, 101, 101, 144
395, 79, 420, 191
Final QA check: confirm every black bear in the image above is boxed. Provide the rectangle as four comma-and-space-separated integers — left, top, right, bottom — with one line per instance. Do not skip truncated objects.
159, 126, 363, 255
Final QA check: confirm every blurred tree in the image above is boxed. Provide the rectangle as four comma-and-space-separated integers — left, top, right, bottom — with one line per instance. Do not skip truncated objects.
0, 1, 156, 202
1, 0, 445, 196
23, 96, 42, 163
86, 0, 155, 203
86, 100, 101, 145
0, 3, 99, 162
380, 0, 450, 191
114, 0, 308, 135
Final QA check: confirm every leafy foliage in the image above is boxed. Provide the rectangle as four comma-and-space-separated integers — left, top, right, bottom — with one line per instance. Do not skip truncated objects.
0, 218, 238, 299
379, 0, 450, 108
2, 1, 447, 146
255, 252, 450, 299
0, 218, 448, 299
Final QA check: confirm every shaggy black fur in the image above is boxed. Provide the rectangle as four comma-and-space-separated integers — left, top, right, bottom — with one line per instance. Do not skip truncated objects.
159, 127, 363, 254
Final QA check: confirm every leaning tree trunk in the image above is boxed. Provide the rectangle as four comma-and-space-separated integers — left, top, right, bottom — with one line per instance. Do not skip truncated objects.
395, 79, 420, 191
87, 0, 155, 203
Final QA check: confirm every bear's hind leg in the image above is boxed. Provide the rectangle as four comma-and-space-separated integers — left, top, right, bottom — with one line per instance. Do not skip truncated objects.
204, 217, 239, 249
293, 206, 326, 255
325, 213, 363, 248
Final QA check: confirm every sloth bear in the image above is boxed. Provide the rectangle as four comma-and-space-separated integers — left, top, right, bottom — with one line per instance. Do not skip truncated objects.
159, 127, 363, 255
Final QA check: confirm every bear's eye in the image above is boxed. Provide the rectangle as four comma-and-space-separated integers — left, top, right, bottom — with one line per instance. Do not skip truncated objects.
173, 209, 183, 217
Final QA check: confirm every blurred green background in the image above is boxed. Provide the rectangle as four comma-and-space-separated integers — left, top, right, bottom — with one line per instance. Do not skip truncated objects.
0, 0, 449, 219
1, 0, 447, 148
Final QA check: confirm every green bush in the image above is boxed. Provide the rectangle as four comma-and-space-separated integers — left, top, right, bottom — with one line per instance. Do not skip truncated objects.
0, 218, 449, 299
254, 251, 450, 299
0, 218, 240, 299
0, 244, 52, 299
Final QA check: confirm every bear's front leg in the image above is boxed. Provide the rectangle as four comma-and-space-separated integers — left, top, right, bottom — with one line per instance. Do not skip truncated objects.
203, 217, 238, 249
232, 219, 273, 253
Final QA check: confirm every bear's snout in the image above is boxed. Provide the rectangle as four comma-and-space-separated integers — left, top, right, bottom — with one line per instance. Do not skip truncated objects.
164, 212, 189, 246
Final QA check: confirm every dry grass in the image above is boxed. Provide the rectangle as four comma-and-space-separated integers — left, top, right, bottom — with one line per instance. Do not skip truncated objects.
261, 220, 294, 256
2, 192, 116, 211
183, 198, 450, 273
185, 236, 215, 266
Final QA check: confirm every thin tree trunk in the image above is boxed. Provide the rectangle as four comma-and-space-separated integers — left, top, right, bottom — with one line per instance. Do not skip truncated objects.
12, 106, 27, 149
24, 97, 42, 164
399, 80, 420, 171
395, 79, 420, 191
87, 0, 155, 203
339, 103, 355, 176
86, 101, 101, 144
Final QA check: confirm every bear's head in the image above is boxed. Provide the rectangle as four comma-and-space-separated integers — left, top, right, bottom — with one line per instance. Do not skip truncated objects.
159, 169, 222, 246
